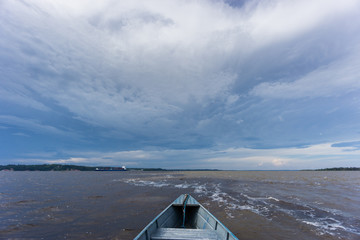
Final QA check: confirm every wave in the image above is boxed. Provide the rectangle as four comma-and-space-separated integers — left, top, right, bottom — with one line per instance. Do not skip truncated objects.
122, 178, 170, 188
119, 175, 360, 237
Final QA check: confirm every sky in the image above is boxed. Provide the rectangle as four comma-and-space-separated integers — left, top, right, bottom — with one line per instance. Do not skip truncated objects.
1, 0, 360, 170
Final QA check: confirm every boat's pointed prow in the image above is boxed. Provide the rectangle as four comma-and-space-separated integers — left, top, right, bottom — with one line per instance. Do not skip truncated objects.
172, 194, 199, 207
134, 194, 238, 240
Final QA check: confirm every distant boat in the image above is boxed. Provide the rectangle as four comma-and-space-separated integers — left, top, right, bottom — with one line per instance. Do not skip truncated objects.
134, 194, 238, 240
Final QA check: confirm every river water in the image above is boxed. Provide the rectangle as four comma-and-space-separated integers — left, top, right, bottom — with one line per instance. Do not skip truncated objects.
0, 171, 359, 239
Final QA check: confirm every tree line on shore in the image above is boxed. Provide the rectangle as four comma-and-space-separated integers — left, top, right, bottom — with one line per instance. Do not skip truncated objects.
1, 164, 359, 171
0, 164, 165, 171
0, 164, 96, 171
314, 167, 360, 171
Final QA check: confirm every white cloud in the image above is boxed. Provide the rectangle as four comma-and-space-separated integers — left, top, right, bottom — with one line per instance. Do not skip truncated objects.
250, 52, 360, 99
12, 132, 30, 137
4, 0, 357, 116
271, 158, 287, 166
0, 115, 77, 137
1, 2, 355, 100
197, 141, 360, 169
0, 86, 50, 111
1, 0, 360, 168
1, 0, 241, 130
20, 140, 360, 169
247, 0, 359, 47
202, 155, 291, 168
45, 157, 89, 165
111, 150, 157, 160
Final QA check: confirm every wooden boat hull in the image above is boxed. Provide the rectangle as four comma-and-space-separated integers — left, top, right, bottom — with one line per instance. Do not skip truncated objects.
134, 194, 238, 240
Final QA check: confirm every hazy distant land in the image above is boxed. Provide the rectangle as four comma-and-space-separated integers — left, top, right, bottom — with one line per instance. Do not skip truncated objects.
314, 167, 360, 171
0, 164, 214, 171
0, 164, 96, 171
0, 164, 359, 171
0, 164, 159, 171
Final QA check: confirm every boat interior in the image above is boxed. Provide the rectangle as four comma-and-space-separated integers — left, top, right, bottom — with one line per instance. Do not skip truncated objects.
135, 194, 237, 240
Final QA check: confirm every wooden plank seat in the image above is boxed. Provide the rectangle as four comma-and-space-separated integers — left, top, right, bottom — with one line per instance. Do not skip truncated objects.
151, 228, 220, 240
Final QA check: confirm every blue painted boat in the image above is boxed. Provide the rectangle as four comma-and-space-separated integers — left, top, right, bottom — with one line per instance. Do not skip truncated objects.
134, 194, 239, 240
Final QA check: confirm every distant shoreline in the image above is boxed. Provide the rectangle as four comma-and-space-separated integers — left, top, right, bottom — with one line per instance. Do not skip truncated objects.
311, 167, 360, 171
0, 164, 204, 171
0, 164, 359, 171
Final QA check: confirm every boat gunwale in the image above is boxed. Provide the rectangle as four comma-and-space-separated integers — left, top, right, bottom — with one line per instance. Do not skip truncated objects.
133, 198, 175, 240
195, 197, 238, 240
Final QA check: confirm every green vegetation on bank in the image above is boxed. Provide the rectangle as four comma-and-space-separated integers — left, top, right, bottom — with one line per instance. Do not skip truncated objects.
314, 167, 360, 171
0, 164, 220, 171
0, 164, 97, 171
129, 168, 219, 171
0, 164, 168, 171
3, 164, 358, 171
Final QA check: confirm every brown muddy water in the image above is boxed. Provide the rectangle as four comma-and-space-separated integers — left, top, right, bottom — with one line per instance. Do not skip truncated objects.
0, 171, 359, 239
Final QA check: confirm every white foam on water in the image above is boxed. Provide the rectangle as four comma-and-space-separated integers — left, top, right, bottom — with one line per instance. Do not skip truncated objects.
123, 179, 241, 219
205, 184, 228, 206
225, 209, 235, 219
120, 176, 360, 237
313, 200, 324, 205
303, 220, 342, 236
196, 183, 271, 219
122, 178, 210, 194
194, 185, 207, 194
174, 183, 191, 189
267, 196, 280, 202
240, 193, 275, 202
301, 216, 360, 236
123, 179, 170, 188
227, 202, 263, 216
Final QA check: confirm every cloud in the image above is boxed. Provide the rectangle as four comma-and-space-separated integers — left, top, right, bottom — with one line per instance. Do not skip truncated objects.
1, 0, 240, 130
0, 85, 50, 111
44, 157, 139, 167
13, 140, 359, 169
1, 0, 360, 167
12, 132, 30, 137
45, 157, 89, 165
250, 52, 360, 99
271, 158, 287, 166
331, 141, 360, 151
0, 115, 76, 137
246, 0, 359, 47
